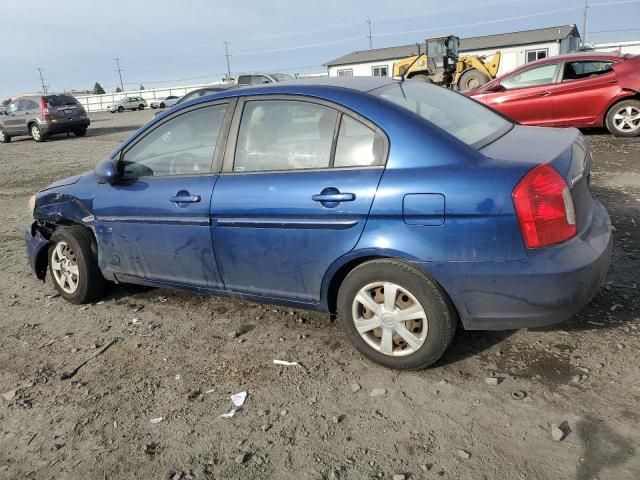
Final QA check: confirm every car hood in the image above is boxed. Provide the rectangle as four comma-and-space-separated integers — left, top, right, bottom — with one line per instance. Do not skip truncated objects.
39, 170, 95, 193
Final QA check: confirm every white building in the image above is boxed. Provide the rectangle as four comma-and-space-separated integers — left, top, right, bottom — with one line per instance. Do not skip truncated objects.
326, 25, 581, 78
593, 40, 640, 55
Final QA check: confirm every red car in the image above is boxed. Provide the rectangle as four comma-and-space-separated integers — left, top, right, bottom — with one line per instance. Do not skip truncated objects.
467, 52, 640, 137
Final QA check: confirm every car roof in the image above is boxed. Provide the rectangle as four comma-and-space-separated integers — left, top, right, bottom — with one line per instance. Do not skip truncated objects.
526, 51, 630, 66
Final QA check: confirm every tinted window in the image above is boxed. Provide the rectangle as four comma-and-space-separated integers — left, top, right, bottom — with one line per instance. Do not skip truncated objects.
45, 95, 78, 107
237, 76, 252, 85
375, 82, 511, 148
562, 61, 614, 81
234, 100, 337, 172
501, 63, 559, 89
121, 104, 227, 178
334, 116, 380, 167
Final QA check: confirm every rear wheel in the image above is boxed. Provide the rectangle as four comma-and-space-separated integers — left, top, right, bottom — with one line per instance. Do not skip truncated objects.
138, 105, 145, 110
410, 74, 433, 83
117, 106, 124, 113
30, 123, 46, 142
458, 69, 491, 91
0, 128, 10, 143
159, 102, 165, 108
337, 259, 457, 369
48, 226, 106, 304
605, 99, 640, 137
74, 128, 87, 137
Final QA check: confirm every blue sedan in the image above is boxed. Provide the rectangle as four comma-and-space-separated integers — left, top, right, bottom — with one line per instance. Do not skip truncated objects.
25, 78, 612, 369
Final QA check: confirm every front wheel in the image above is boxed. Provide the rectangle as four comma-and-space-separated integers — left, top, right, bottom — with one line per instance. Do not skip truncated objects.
337, 259, 457, 369
605, 99, 640, 137
138, 105, 145, 110
48, 226, 107, 304
74, 128, 87, 137
458, 69, 491, 91
117, 106, 124, 113
159, 102, 165, 108
0, 128, 10, 143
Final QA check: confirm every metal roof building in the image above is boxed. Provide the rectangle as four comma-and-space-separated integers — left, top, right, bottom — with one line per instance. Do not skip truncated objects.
325, 25, 581, 78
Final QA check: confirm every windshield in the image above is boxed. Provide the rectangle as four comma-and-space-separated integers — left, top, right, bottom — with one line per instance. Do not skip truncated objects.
271, 73, 295, 82
373, 82, 512, 148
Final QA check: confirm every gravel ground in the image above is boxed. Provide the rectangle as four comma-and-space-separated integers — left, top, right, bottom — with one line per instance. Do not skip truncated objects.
0, 110, 639, 480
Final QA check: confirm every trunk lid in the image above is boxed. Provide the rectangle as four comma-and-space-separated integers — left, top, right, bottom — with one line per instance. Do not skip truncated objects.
480, 125, 593, 236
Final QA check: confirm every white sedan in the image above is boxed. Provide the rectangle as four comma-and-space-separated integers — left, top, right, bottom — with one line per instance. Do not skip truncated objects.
149, 96, 180, 109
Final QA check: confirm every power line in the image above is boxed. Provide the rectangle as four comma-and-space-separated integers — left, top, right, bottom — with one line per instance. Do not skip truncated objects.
114, 57, 125, 92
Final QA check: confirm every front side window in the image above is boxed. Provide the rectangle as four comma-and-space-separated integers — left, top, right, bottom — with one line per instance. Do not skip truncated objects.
337, 69, 353, 77
234, 100, 337, 172
526, 48, 548, 63
121, 104, 227, 178
7, 102, 19, 113
562, 61, 614, 81
374, 81, 511, 148
501, 63, 559, 89
372, 65, 388, 77
252, 75, 271, 85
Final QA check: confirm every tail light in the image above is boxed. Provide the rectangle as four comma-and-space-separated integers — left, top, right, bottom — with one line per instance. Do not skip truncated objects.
40, 97, 50, 120
512, 164, 576, 248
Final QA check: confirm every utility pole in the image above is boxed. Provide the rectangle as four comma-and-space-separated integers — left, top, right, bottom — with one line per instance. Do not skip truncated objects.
37, 68, 47, 94
582, 0, 589, 48
223, 41, 231, 82
114, 57, 125, 92
366, 19, 373, 50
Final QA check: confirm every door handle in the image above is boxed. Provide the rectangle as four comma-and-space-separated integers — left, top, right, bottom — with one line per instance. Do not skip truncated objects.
169, 192, 201, 204
312, 193, 356, 202
538, 91, 551, 97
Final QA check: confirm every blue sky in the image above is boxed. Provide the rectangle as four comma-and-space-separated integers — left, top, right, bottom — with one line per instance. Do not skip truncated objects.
1, 0, 639, 98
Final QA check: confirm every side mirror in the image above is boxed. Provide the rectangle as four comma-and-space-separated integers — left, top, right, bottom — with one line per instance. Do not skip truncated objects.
95, 157, 119, 184
484, 83, 505, 93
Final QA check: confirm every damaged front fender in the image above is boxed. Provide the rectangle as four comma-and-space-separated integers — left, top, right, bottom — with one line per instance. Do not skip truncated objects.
25, 221, 50, 280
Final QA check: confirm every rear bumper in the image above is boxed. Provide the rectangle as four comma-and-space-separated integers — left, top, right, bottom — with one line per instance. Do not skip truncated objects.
415, 200, 612, 330
41, 118, 90, 134
25, 222, 50, 279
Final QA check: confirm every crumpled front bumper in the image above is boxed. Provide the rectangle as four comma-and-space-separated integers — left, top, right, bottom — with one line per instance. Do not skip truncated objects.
25, 221, 50, 279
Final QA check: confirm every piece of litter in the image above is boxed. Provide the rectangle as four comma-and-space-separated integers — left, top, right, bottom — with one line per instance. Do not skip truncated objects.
205, 389, 215, 394
150, 417, 164, 424
175, 374, 181, 381
2, 390, 17, 402
551, 424, 566, 441
369, 388, 386, 397
457, 449, 471, 459
231, 391, 247, 407
220, 408, 237, 418
273, 359, 301, 367
131, 318, 140, 324
485, 377, 500, 385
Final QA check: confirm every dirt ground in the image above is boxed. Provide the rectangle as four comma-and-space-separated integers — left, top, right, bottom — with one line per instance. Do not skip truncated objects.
0, 110, 638, 480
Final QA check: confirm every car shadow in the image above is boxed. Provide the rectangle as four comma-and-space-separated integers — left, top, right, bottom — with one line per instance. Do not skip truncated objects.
438, 328, 515, 366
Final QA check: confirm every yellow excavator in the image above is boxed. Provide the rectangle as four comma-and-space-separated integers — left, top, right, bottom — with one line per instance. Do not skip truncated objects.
392, 35, 501, 91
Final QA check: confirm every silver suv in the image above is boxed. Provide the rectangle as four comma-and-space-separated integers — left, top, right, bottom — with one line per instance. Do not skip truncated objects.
107, 96, 148, 113
0, 94, 90, 143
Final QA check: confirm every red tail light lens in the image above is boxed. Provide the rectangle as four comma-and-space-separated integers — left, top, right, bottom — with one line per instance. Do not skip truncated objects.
40, 97, 50, 119
512, 164, 576, 248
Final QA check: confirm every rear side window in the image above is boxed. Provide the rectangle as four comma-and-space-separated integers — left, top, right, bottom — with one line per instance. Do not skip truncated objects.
234, 100, 337, 172
334, 116, 379, 167
45, 95, 78, 107
237, 76, 252, 85
562, 61, 614, 81
121, 104, 227, 177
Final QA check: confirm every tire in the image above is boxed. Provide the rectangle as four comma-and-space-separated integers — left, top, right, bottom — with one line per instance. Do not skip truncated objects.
48, 226, 107, 304
138, 105, 145, 110
410, 74, 433, 83
0, 128, 10, 143
605, 99, 640, 137
30, 123, 46, 142
337, 259, 457, 370
73, 128, 87, 137
117, 106, 124, 113
458, 69, 491, 92
159, 102, 165, 108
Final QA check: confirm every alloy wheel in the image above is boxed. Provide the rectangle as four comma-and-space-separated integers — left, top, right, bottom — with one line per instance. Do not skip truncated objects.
51, 241, 80, 294
351, 282, 428, 357
31, 125, 40, 141
613, 105, 640, 133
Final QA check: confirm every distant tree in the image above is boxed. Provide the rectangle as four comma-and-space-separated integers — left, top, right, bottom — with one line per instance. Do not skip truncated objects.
93, 82, 105, 95
1, 98, 11, 107
139, 84, 145, 90
115, 87, 122, 93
